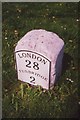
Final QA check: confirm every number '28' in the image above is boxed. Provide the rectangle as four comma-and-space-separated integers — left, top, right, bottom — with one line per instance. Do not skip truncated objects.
25, 60, 39, 70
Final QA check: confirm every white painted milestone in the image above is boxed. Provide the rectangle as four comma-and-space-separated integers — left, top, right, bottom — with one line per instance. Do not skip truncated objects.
15, 29, 64, 90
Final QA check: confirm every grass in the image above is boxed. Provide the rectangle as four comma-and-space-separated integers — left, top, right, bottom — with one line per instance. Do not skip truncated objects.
2, 2, 79, 118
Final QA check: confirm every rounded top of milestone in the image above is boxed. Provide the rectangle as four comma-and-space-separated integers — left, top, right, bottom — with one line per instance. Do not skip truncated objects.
15, 29, 64, 59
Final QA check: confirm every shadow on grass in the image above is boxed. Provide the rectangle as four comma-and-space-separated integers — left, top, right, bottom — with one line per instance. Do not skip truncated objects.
61, 52, 73, 75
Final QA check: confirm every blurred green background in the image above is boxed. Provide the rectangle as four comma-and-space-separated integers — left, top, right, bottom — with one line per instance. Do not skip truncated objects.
2, 2, 79, 118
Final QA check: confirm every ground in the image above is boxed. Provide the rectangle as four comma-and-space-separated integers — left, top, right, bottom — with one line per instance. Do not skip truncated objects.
2, 2, 79, 118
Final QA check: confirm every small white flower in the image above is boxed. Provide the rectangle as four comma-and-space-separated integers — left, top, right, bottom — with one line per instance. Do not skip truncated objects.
64, 27, 66, 30
60, 3, 62, 6
78, 102, 80, 104
5, 37, 7, 40
69, 40, 73, 43
66, 78, 74, 83
76, 19, 79, 22
61, 26, 63, 28
66, 78, 69, 80
46, 8, 49, 11
14, 30, 18, 33
17, 16, 20, 19
52, 16, 55, 19
72, 67, 75, 70
54, 21, 56, 23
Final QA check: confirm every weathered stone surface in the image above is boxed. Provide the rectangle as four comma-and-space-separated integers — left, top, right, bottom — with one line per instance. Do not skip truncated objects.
15, 29, 64, 89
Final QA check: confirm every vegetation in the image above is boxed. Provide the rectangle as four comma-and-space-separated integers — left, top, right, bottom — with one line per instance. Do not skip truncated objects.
2, 2, 79, 118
